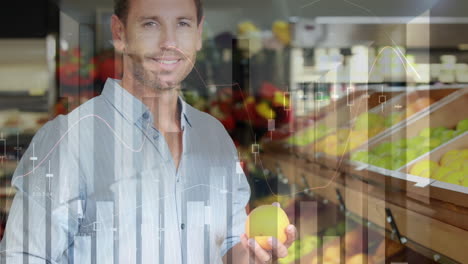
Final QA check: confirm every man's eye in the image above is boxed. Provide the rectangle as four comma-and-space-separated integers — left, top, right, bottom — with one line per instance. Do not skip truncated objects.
178, 22, 191, 27
144, 22, 157, 27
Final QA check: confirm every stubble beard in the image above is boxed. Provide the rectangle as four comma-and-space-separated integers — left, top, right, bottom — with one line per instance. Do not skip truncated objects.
131, 55, 179, 92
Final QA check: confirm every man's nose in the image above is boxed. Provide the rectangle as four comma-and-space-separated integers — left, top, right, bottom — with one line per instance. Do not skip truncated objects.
159, 26, 177, 49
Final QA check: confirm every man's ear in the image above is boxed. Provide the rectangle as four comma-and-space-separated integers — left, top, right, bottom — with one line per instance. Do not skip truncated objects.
111, 14, 126, 53
196, 16, 205, 51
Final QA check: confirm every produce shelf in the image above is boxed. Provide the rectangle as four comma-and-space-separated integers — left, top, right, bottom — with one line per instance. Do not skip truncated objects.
259, 152, 468, 263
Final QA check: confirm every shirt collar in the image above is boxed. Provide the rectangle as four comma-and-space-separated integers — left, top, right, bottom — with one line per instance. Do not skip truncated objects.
101, 78, 192, 129
179, 95, 193, 129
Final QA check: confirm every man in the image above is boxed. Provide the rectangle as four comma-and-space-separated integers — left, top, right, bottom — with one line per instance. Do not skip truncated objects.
0, 0, 297, 262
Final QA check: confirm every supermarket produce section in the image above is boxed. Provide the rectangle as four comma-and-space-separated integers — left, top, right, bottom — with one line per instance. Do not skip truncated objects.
2, 1, 468, 263
260, 85, 468, 263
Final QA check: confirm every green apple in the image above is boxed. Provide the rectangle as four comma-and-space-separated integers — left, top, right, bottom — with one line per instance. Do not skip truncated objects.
392, 159, 406, 170
454, 130, 466, 138
419, 127, 432, 138
354, 112, 385, 131
372, 142, 393, 156
406, 149, 420, 162
374, 157, 392, 169
351, 150, 369, 163
385, 112, 404, 127
439, 130, 455, 143
456, 119, 468, 133
431, 127, 448, 138
394, 138, 407, 148
429, 138, 442, 149
407, 136, 425, 149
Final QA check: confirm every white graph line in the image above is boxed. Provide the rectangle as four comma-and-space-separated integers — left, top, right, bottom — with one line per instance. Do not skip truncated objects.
368, 46, 422, 81
301, 0, 323, 8
301, 0, 426, 83
11, 114, 151, 185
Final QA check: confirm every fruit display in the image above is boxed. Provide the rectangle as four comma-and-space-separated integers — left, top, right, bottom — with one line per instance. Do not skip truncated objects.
57, 48, 97, 87
351, 119, 468, 170
409, 148, 468, 186
316, 112, 387, 157
316, 95, 445, 157
404, 97, 436, 118
278, 235, 319, 264
284, 91, 412, 150
286, 124, 334, 147
309, 227, 380, 264
346, 253, 374, 264
245, 205, 290, 250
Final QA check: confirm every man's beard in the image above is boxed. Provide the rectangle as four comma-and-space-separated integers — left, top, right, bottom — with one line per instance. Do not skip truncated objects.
126, 52, 184, 92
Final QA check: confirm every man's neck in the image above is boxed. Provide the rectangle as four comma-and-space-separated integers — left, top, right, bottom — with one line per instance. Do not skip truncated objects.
121, 75, 181, 133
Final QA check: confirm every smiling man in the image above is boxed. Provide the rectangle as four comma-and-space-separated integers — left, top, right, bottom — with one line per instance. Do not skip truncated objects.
0, 0, 296, 263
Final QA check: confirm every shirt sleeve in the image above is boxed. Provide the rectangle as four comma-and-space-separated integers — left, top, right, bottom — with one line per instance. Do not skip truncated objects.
0, 117, 85, 263
219, 136, 251, 259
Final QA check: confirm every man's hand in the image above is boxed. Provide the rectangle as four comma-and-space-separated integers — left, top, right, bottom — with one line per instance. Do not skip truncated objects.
240, 202, 297, 263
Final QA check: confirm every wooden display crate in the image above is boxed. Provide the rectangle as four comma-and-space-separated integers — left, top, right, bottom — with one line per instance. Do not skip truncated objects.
395, 132, 468, 208
314, 87, 463, 162
326, 90, 468, 208
401, 132, 468, 179
261, 89, 378, 154
288, 91, 402, 159
260, 153, 468, 263
347, 89, 468, 170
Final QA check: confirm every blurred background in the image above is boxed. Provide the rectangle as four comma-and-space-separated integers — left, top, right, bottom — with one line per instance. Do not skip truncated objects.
1, 0, 468, 263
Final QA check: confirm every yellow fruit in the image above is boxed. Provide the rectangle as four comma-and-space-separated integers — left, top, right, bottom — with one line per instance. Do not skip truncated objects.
406, 107, 416, 118
245, 205, 290, 250
368, 126, 385, 138
310, 256, 318, 264
337, 129, 351, 141
419, 169, 431, 178
324, 246, 341, 262
433, 166, 456, 181
347, 254, 373, 264
344, 228, 364, 256
273, 91, 289, 108
349, 137, 366, 150
461, 149, 468, 159
440, 150, 462, 166
238, 21, 259, 35
410, 160, 439, 177
354, 112, 384, 131
461, 177, 468, 187
444, 171, 465, 185
445, 159, 464, 171
272, 20, 291, 45
324, 147, 340, 156
256, 102, 276, 119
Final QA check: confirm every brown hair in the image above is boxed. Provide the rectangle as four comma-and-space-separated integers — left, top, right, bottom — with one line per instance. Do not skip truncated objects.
114, 0, 203, 25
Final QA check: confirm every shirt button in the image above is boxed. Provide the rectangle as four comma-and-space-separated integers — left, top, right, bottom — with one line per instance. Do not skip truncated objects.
142, 112, 150, 119
153, 135, 158, 140
180, 223, 185, 230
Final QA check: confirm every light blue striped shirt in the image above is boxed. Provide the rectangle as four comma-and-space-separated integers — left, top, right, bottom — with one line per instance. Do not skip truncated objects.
0, 78, 251, 263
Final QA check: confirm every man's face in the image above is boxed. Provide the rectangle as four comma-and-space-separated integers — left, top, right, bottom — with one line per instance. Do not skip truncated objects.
117, 0, 203, 91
